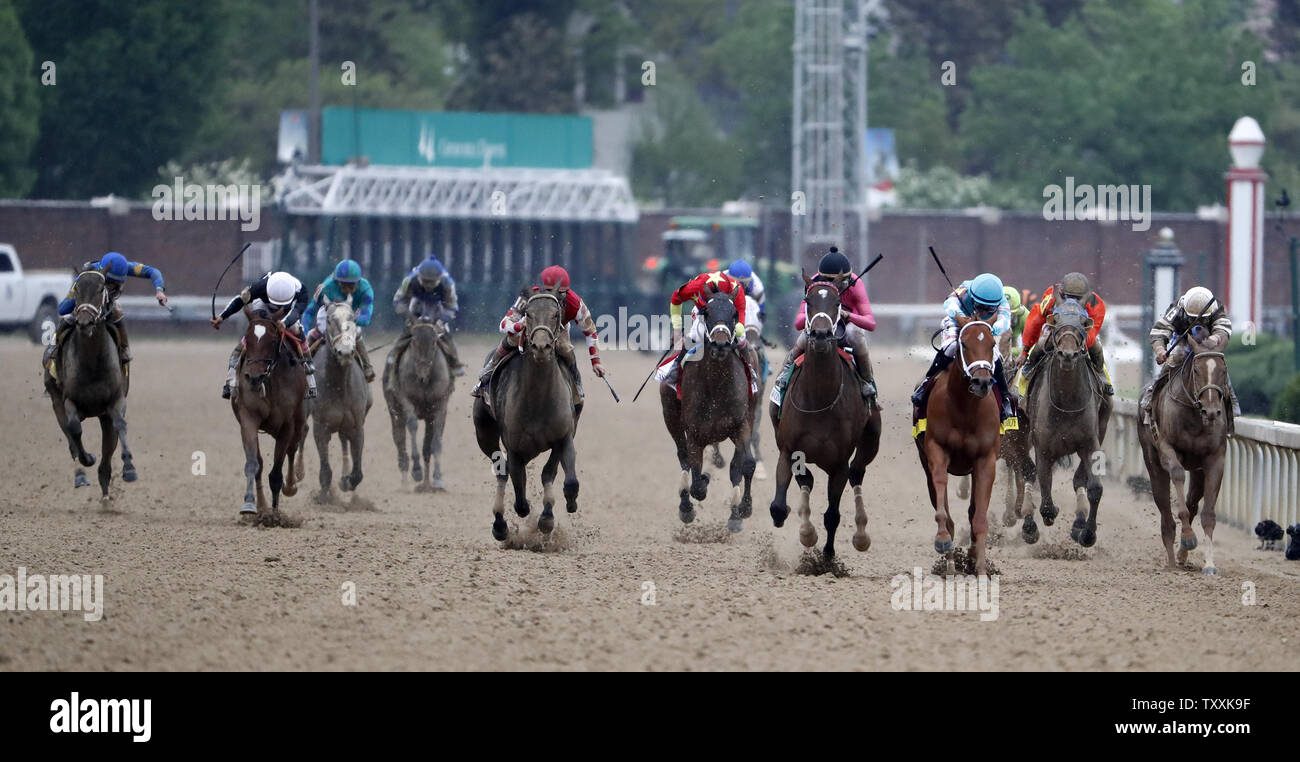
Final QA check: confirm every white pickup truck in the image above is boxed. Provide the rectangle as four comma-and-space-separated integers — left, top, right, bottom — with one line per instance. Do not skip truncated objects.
0, 243, 73, 344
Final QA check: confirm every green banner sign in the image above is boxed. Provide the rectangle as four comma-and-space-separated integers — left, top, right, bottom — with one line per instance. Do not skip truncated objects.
322, 107, 593, 169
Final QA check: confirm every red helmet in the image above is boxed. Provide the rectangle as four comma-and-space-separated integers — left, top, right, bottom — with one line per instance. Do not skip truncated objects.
540, 265, 570, 289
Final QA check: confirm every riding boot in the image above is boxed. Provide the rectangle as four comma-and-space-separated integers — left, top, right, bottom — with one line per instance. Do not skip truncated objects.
222, 345, 241, 399
1087, 341, 1114, 395
441, 334, 466, 376
354, 334, 376, 382
111, 319, 132, 366
1018, 345, 1044, 397
911, 350, 953, 410
994, 358, 1015, 421
568, 355, 585, 412
294, 337, 318, 399
472, 342, 511, 399
844, 327, 877, 403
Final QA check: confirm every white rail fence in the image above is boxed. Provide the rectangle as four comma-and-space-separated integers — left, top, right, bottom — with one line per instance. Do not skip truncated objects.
1103, 398, 1300, 534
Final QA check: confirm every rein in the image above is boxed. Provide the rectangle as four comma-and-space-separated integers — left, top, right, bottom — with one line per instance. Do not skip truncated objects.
72, 271, 109, 324
1168, 350, 1228, 413
523, 292, 560, 348
245, 320, 286, 390
1043, 324, 1100, 414
957, 320, 995, 379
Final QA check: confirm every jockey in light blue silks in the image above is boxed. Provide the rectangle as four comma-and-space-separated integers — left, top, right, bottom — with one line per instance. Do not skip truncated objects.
304, 258, 376, 381
911, 272, 1016, 422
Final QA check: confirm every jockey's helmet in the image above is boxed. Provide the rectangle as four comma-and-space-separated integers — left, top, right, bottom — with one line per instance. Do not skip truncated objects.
1061, 272, 1090, 300
967, 273, 1004, 314
1180, 286, 1217, 318
98, 252, 130, 281
727, 259, 753, 287
1002, 286, 1022, 311
541, 265, 571, 289
417, 259, 444, 288
816, 247, 851, 278
266, 272, 299, 306
333, 259, 362, 283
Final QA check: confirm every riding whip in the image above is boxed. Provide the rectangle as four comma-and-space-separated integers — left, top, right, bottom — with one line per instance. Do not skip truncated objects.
601, 374, 621, 403
843, 253, 885, 292
633, 346, 674, 402
211, 242, 252, 320
928, 246, 957, 292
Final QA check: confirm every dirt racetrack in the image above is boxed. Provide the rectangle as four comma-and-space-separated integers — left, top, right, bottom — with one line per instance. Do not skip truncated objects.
2, 335, 1297, 671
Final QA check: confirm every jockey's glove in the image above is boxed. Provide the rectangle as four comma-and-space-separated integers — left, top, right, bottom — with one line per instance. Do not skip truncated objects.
942, 339, 959, 358
733, 322, 745, 342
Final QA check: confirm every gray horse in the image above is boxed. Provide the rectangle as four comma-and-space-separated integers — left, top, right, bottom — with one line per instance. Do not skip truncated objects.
473, 285, 579, 540
1021, 298, 1111, 546
43, 270, 135, 505
1138, 331, 1230, 574
311, 301, 372, 502
384, 303, 453, 492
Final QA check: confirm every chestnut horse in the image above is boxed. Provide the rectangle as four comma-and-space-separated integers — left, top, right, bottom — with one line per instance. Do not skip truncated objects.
915, 316, 1002, 576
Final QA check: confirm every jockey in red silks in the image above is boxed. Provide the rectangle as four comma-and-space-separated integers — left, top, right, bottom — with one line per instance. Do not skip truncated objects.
653, 269, 750, 387
772, 247, 878, 405
471, 265, 606, 410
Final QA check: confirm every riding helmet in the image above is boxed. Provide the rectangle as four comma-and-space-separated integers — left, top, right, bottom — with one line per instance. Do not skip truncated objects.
816, 246, 851, 278
266, 272, 299, 306
98, 252, 130, 281
727, 259, 753, 286
541, 265, 570, 289
1002, 286, 1022, 311
417, 258, 444, 287
967, 273, 1004, 310
1181, 286, 1217, 317
333, 259, 362, 283
1061, 272, 1090, 300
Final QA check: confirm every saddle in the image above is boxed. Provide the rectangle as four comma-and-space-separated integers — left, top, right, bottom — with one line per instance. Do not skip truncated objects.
675, 345, 760, 402
770, 349, 855, 420
480, 349, 577, 411
911, 369, 1018, 440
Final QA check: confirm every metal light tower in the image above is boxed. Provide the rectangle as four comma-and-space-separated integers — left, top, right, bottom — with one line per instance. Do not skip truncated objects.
792, 0, 870, 270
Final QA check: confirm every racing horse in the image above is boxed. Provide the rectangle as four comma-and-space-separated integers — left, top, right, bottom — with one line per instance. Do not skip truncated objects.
769, 275, 882, 557
311, 300, 372, 502
660, 291, 756, 532
44, 269, 136, 505
473, 284, 580, 540
1138, 328, 1230, 573
384, 301, 453, 492
914, 316, 1003, 576
229, 306, 308, 524
1020, 297, 1111, 546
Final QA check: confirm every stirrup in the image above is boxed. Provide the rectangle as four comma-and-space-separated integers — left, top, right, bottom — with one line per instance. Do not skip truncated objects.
221, 384, 232, 400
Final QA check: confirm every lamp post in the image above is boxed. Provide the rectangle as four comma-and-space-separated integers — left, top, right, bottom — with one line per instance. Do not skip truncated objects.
1143, 227, 1184, 384
1225, 116, 1267, 332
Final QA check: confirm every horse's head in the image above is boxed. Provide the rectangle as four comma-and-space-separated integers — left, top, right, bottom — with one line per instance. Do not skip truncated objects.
955, 315, 995, 398
1047, 297, 1092, 370
701, 291, 738, 352
407, 303, 444, 378
801, 270, 843, 351
71, 269, 109, 330
242, 306, 284, 392
324, 301, 358, 361
1187, 339, 1229, 426
522, 285, 563, 363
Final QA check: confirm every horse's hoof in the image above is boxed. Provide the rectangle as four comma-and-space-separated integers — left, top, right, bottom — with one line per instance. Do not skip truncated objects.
852, 532, 871, 553
432, 478, 446, 491
934, 538, 954, 554
514, 500, 530, 518
770, 503, 789, 528
340, 476, 354, 492
1022, 520, 1039, 545
689, 474, 710, 501
240, 502, 257, 515
1079, 528, 1097, 548
80, 453, 96, 468
711, 451, 726, 469
565, 497, 578, 514
738, 495, 753, 519
1181, 535, 1198, 551
74, 472, 90, 488
537, 514, 555, 534
414, 482, 433, 493
1202, 566, 1217, 576
799, 525, 818, 548
281, 483, 298, 498
1040, 504, 1058, 526
754, 461, 768, 480
121, 465, 138, 482
727, 514, 743, 534
679, 506, 696, 524
492, 515, 508, 541
411, 466, 423, 483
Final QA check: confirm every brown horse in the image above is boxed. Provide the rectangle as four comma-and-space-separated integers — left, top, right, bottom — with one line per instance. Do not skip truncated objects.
230, 307, 308, 524
661, 292, 756, 532
769, 276, 882, 557
915, 316, 1002, 576
385, 302, 453, 492
1138, 331, 1229, 574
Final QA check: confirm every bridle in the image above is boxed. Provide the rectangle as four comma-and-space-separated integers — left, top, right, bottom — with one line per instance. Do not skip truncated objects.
957, 320, 995, 379
244, 317, 285, 388
788, 280, 850, 413
1041, 310, 1099, 413
702, 293, 737, 345
72, 270, 108, 324
522, 291, 561, 348
1171, 349, 1228, 415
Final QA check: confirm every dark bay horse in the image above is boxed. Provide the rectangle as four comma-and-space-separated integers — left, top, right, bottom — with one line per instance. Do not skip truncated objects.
384, 303, 453, 491
1139, 331, 1230, 573
311, 301, 372, 501
915, 316, 1002, 576
44, 270, 135, 505
660, 292, 756, 532
473, 285, 579, 540
1021, 298, 1111, 546
230, 307, 307, 524
769, 276, 882, 557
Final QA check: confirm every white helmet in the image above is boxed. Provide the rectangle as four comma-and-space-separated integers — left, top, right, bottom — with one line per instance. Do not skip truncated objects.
1180, 286, 1217, 318
266, 272, 300, 306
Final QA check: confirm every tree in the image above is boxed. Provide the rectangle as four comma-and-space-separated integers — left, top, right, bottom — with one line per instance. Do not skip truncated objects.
446, 6, 578, 113
0, 0, 38, 196
630, 80, 742, 207
18, 0, 228, 199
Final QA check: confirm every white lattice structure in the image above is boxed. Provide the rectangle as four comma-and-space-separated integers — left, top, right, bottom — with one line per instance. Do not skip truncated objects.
277, 164, 638, 222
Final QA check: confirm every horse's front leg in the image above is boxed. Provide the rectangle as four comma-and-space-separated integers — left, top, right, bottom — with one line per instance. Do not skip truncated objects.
429, 402, 447, 490
508, 450, 530, 518
970, 452, 997, 577
538, 446, 562, 534
1198, 454, 1225, 575
59, 398, 95, 468
111, 399, 137, 483
726, 427, 755, 533
686, 438, 709, 502
314, 421, 334, 501
342, 426, 364, 493
795, 460, 816, 549
1157, 440, 1196, 564
924, 440, 954, 555
769, 448, 793, 527
406, 411, 424, 484
823, 465, 849, 558
559, 435, 579, 514
238, 415, 260, 516
97, 415, 117, 506
1071, 444, 1102, 548
417, 415, 436, 492
1035, 442, 1058, 526
268, 430, 291, 519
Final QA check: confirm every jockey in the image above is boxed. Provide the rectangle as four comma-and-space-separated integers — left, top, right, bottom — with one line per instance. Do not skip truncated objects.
1003, 286, 1028, 362
1018, 272, 1113, 396
911, 272, 1015, 421
52, 252, 167, 368
303, 258, 376, 382
727, 259, 765, 331
387, 256, 465, 385
471, 265, 606, 410
653, 267, 749, 387
772, 246, 878, 403
1139, 286, 1239, 423
212, 271, 316, 400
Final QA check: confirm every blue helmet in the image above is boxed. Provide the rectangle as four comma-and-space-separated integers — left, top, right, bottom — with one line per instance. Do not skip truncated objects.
417, 258, 445, 286
98, 252, 129, 281
727, 260, 753, 283
333, 258, 362, 283
967, 273, 1005, 311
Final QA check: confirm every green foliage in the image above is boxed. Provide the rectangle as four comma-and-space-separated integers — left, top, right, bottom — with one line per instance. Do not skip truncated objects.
0, 0, 38, 196
1225, 332, 1297, 416
894, 163, 1037, 210
1273, 372, 1300, 423
630, 80, 741, 206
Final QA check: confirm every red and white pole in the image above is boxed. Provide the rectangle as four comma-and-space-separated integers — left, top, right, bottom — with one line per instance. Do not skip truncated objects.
1225, 116, 1267, 330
